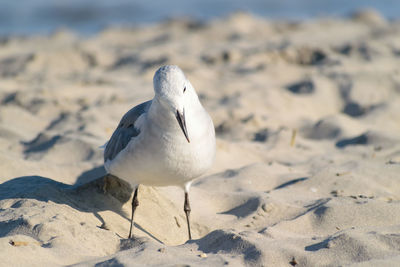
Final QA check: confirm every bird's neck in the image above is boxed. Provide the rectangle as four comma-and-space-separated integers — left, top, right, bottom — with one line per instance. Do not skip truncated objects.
147, 98, 177, 129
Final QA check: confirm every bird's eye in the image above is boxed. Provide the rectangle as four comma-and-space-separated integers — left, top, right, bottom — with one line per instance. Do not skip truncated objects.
183, 86, 186, 93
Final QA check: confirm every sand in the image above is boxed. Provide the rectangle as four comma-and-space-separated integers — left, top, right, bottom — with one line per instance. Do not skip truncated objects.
1, 9, 400, 266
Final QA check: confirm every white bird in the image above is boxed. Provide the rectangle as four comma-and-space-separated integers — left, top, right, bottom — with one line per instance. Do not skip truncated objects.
104, 65, 216, 240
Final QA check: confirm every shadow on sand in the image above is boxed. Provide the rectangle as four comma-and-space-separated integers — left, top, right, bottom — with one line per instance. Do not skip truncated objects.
0, 167, 162, 243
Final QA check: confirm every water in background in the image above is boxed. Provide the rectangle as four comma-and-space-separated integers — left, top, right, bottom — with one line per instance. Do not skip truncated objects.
0, 0, 399, 35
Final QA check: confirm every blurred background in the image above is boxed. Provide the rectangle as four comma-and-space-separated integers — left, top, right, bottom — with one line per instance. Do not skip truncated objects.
1, 0, 400, 35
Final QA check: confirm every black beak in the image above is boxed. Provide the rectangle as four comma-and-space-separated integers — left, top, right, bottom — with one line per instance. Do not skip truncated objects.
176, 109, 190, 143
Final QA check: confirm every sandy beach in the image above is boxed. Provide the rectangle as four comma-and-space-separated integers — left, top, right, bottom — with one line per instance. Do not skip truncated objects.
1, 10, 400, 266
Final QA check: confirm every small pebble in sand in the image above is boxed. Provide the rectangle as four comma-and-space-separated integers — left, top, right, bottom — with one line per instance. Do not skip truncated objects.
199, 253, 207, 258
289, 257, 298, 266
261, 203, 273, 212
310, 187, 317, 193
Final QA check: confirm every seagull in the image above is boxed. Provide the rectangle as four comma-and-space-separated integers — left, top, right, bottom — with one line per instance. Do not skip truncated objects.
103, 65, 216, 240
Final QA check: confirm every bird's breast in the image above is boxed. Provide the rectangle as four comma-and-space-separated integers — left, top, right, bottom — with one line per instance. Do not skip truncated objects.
108, 109, 215, 187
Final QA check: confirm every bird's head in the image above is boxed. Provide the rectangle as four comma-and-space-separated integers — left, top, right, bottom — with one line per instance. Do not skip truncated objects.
153, 65, 192, 143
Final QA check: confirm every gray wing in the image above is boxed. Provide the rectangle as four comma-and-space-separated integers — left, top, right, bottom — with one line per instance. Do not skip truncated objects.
104, 100, 151, 162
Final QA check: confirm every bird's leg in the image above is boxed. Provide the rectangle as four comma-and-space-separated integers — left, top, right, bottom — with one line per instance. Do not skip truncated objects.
184, 191, 192, 240
128, 185, 139, 239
